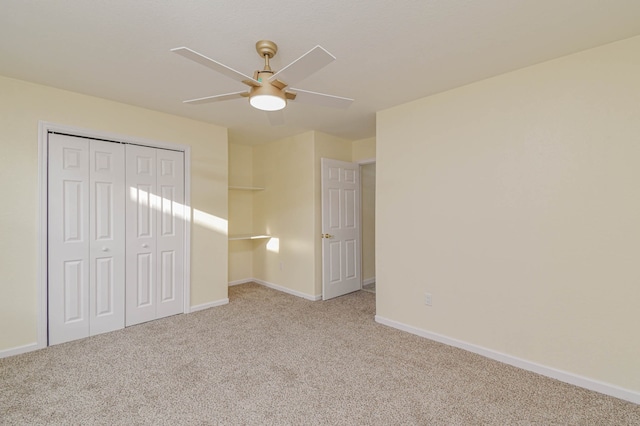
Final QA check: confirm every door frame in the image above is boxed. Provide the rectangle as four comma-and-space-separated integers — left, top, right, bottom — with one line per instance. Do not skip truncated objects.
37, 121, 192, 349
357, 158, 376, 292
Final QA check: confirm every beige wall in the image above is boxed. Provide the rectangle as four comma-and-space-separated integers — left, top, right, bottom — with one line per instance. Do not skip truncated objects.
0, 76, 229, 352
361, 163, 376, 281
241, 131, 352, 297
352, 137, 376, 162
228, 144, 254, 282
377, 36, 640, 393
252, 132, 316, 296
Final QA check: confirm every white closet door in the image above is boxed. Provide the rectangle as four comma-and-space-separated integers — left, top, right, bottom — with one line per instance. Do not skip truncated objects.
48, 134, 91, 344
89, 140, 125, 336
126, 145, 184, 325
125, 145, 158, 326
155, 149, 185, 319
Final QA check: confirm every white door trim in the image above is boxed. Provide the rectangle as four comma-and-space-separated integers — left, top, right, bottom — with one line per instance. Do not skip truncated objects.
356, 157, 376, 165
37, 121, 192, 349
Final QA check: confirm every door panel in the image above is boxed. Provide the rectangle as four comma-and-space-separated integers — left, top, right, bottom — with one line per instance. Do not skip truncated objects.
329, 241, 342, 282
344, 188, 357, 228
49, 134, 90, 344
345, 239, 357, 279
126, 145, 158, 326
161, 251, 175, 301
321, 158, 361, 300
63, 260, 84, 322
136, 252, 153, 306
94, 257, 113, 316
89, 140, 125, 336
155, 149, 184, 319
63, 180, 84, 242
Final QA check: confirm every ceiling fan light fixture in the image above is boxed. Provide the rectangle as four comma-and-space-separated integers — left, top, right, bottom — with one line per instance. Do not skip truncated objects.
249, 81, 287, 111
250, 94, 286, 111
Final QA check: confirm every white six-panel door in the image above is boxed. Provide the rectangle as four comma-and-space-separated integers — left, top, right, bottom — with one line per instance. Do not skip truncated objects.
48, 134, 125, 345
125, 145, 184, 326
155, 148, 185, 319
89, 140, 126, 336
321, 158, 361, 300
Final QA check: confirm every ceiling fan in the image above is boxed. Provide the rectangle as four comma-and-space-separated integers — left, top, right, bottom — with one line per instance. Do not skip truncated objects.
171, 40, 353, 115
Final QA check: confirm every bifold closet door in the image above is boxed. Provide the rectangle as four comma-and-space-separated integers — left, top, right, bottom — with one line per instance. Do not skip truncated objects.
48, 134, 125, 345
125, 145, 184, 326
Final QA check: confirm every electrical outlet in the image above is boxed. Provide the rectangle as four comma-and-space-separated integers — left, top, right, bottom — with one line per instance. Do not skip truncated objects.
279, 262, 284, 271
424, 292, 432, 306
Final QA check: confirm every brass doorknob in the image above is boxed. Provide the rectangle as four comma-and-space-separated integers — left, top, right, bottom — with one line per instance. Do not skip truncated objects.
322, 234, 334, 239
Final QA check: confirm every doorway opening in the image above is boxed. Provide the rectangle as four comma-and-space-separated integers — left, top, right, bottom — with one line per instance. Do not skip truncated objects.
360, 161, 376, 293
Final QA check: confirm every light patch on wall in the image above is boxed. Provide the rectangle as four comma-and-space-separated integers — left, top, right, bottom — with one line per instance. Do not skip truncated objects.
129, 187, 227, 234
266, 237, 280, 253
129, 187, 190, 220
192, 209, 228, 234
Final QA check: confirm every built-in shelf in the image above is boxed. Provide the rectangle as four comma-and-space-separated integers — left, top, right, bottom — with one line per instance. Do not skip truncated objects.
228, 234, 271, 241
229, 185, 266, 241
228, 186, 264, 191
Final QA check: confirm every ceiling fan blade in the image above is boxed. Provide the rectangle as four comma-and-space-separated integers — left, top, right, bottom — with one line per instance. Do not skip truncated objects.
266, 110, 285, 126
171, 47, 261, 87
269, 45, 335, 86
183, 91, 248, 105
289, 88, 353, 109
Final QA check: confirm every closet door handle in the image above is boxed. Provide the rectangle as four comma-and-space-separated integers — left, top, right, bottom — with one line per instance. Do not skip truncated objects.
142, 243, 149, 248
101, 247, 109, 252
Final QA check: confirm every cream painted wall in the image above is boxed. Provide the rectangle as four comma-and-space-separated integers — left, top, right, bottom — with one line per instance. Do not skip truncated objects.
377, 36, 640, 393
352, 137, 376, 162
361, 163, 376, 281
233, 131, 355, 297
0, 76, 228, 352
252, 132, 316, 297
228, 144, 254, 282
313, 132, 352, 295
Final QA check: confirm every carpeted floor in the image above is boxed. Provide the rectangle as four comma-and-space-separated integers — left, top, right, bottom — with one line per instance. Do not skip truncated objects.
1, 282, 638, 425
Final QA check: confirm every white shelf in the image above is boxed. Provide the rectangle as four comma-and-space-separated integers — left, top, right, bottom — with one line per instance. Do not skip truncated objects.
229, 234, 271, 241
228, 186, 264, 191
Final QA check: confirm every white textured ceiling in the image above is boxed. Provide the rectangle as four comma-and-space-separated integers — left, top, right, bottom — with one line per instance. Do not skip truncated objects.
2, 1, 640, 145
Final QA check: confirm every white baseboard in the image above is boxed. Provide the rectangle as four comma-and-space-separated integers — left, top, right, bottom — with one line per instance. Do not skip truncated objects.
228, 278, 254, 286
252, 278, 322, 301
2, 301, 230, 358
190, 298, 229, 312
0, 342, 40, 359
375, 315, 640, 405
363, 277, 376, 286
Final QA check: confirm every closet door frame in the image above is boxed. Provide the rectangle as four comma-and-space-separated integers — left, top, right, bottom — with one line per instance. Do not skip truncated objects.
37, 121, 192, 349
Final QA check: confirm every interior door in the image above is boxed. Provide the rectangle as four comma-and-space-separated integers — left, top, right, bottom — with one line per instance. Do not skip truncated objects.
48, 134, 91, 344
48, 134, 126, 345
125, 145, 184, 325
89, 140, 125, 336
321, 158, 361, 300
155, 149, 185, 319
125, 145, 158, 326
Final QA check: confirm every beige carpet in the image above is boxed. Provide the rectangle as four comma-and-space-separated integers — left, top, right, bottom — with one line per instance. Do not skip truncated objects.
1, 282, 638, 425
